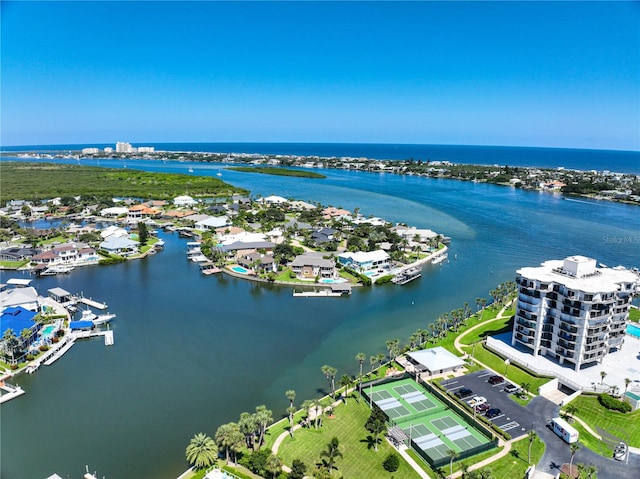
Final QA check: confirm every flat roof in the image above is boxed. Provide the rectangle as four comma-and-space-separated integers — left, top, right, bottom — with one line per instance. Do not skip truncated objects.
6, 278, 33, 286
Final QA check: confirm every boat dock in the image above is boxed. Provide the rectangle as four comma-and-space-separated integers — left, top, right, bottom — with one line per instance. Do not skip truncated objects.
293, 284, 351, 297
73, 329, 114, 346
392, 266, 422, 285
0, 381, 25, 403
76, 297, 108, 310
44, 337, 76, 365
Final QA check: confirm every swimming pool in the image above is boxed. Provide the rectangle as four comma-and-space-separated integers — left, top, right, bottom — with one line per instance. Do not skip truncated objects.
626, 323, 640, 339
231, 266, 249, 274
319, 278, 347, 284
41, 325, 56, 338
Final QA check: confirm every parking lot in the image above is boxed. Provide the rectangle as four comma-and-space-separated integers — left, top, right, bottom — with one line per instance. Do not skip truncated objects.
441, 369, 536, 437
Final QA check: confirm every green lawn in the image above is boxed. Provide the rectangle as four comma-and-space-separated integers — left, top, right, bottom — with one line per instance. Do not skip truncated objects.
277, 399, 421, 479
458, 315, 512, 346
486, 436, 544, 479
0, 259, 29, 269
562, 394, 640, 448
629, 307, 640, 322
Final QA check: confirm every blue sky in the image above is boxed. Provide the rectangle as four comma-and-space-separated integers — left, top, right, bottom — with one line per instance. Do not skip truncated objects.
2, 1, 639, 150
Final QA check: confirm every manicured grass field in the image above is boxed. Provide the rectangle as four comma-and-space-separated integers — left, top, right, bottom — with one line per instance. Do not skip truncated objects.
277, 399, 421, 479
629, 306, 640, 322
486, 435, 544, 479
562, 394, 640, 448
458, 315, 512, 346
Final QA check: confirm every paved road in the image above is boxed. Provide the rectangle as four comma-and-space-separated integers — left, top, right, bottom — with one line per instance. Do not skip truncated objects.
441, 370, 639, 479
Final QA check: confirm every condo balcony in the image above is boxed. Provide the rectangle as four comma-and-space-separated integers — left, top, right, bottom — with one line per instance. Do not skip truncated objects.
559, 322, 578, 334
555, 347, 575, 358
558, 339, 577, 350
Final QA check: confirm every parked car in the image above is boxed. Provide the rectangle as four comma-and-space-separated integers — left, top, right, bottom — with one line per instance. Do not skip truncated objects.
476, 403, 490, 413
455, 388, 473, 399
467, 396, 487, 407
503, 383, 519, 394
488, 375, 504, 385
614, 442, 627, 461
485, 408, 501, 419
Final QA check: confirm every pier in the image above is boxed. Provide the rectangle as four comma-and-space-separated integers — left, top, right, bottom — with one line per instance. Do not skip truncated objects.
0, 381, 26, 403
76, 297, 108, 310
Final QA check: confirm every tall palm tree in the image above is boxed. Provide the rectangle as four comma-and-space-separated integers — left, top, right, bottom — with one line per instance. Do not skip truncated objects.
238, 411, 257, 449
369, 355, 377, 374
600, 371, 607, 385
356, 352, 366, 379
321, 365, 338, 398
624, 377, 631, 394
377, 353, 386, 368
338, 374, 352, 403
185, 433, 218, 471
447, 448, 459, 478
254, 405, 273, 449
527, 429, 538, 464
585, 463, 597, 478
569, 442, 581, 476
214, 422, 244, 464
369, 419, 386, 451
320, 436, 343, 473
286, 390, 296, 429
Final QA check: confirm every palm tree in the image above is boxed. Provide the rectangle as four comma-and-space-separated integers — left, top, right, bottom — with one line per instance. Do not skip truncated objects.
321, 365, 338, 398
377, 352, 386, 369
320, 436, 343, 473
624, 377, 631, 394
569, 442, 581, 477
519, 382, 531, 399
265, 453, 283, 479
356, 352, 366, 379
214, 422, 243, 464
585, 463, 597, 478
369, 355, 377, 374
564, 403, 578, 423
185, 433, 217, 470
600, 371, 607, 385
447, 448, 459, 478
238, 411, 257, 449
338, 374, 352, 403
368, 419, 386, 451
527, 429, 538, 464
254, 405, 273, 449
286, 390, 296, 429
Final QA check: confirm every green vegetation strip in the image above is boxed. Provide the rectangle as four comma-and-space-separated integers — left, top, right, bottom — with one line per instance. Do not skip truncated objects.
0, 162, 247, 202
227, 166, 326, 179
277, 399, 420, 479
562, 394, 640, 448
487, 436, 544, 479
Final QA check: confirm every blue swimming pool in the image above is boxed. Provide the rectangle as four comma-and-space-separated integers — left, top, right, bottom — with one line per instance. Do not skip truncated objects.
231, 266, 249, 274
319, 278, 347, 284
627, 323, 640, 338
41, 325, 56, 337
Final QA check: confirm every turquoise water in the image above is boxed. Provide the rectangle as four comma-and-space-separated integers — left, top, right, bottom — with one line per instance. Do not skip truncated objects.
626, 323, 640, 338
319, 278, 347, 284
1, 159, 639, 478
231, 266, 248, 274
41, 325, 55, 337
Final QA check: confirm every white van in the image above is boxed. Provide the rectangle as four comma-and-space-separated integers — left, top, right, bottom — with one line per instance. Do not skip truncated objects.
548, 417, 579, 443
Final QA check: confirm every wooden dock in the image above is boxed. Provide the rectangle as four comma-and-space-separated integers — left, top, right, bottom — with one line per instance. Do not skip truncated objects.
73, 329, 114, 346
76, 297, 108, 310
44, 337, 76, 366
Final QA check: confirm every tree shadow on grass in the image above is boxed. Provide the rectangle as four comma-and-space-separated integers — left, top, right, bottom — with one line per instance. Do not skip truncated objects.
360, 435, 382, 450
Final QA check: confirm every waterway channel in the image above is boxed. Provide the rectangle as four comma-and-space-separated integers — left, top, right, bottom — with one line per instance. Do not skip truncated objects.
1, 160, 639, 478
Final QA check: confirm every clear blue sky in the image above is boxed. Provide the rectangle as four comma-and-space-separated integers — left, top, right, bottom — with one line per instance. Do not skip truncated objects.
2, 1, 639, 150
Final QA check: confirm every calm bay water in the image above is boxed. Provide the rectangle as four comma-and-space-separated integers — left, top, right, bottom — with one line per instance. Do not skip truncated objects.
1, 154, 639, 479
3, 142, 640, 173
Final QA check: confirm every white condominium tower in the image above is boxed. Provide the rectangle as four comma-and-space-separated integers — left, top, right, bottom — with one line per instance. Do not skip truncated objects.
512, 255, 636, 371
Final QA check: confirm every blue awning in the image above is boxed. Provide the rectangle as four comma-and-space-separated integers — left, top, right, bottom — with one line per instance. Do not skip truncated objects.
70, 320, 94, 330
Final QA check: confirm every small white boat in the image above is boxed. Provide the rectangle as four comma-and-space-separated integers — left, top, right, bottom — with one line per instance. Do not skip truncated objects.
432, 254, 448, 265
79, 309, 97, 322
188, 167, 194, 173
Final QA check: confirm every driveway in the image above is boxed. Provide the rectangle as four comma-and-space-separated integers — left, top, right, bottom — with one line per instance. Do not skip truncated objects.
439, 369, 639, 479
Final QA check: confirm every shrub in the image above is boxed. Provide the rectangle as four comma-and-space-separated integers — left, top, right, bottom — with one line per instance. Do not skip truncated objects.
598, 393, 632, 413
383, 452, 400, 472
39, 345, 49, 352
25, 354, 35, 361
10, 364, 19, 370
375, 275, 393, 284
51, 337, 59, 343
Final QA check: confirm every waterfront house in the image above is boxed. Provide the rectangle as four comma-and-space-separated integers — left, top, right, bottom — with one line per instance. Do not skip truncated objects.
100, 225, 129, 239
322, 207, 351, 220
337, 250, 390, 272
221, 241, 275, 259
126, 204, 160, 223
100, 206, 129, 217
173, 195, 198, 207
238, 253, 277, 274
195, 216, 231, 231
290, 253, 337, 280
99, 236, 139, 255
258, 195, 288, 205
0, 247, 41, 262
0, 286, 40, 312
289, 200, 316, 211
311, 227, 337, 245
0, 306, 39, 364
31, 243, 97, 266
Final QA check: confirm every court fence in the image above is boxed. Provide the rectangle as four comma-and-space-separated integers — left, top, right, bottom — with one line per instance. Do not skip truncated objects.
411, 436, 497, 470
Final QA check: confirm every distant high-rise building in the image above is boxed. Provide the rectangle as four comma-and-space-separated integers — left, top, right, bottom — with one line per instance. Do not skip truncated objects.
512, 255, 636, 371
81, 147, 99, 154
116, 141, 133, 153
104, 147, 113, 153
137, 146, 155, 153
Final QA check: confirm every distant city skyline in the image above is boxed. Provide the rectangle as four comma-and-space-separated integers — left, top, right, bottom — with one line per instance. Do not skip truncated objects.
2, 1, 639, 151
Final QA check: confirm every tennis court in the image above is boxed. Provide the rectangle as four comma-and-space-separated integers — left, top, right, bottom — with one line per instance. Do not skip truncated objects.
367, 378, 444, 420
